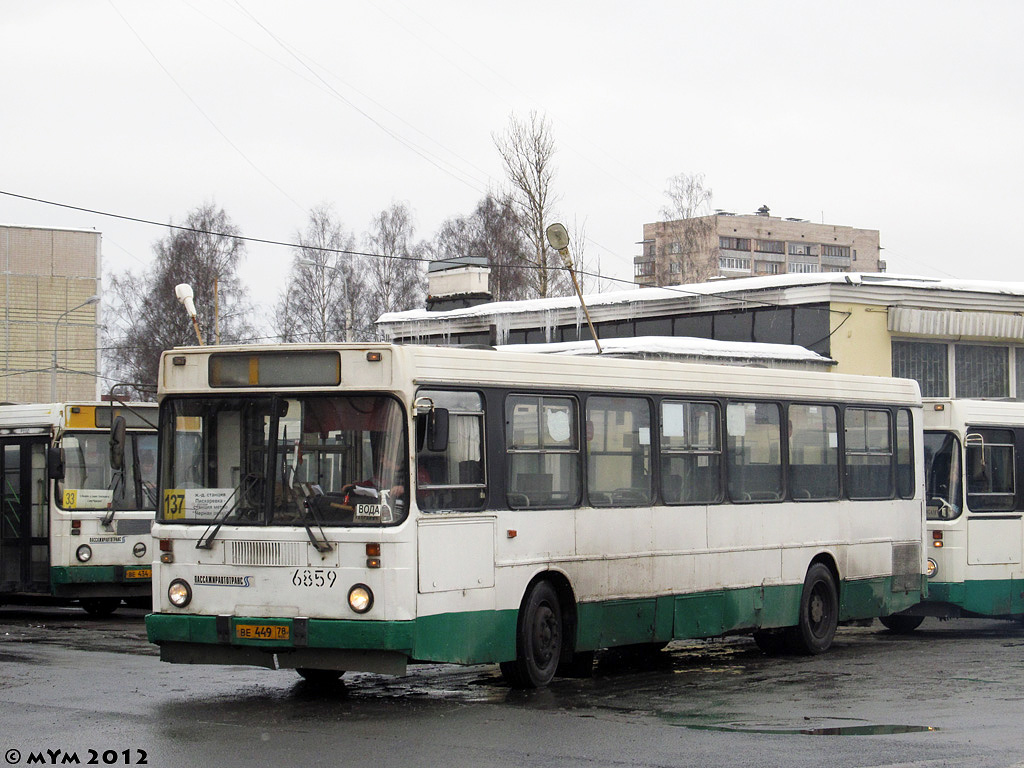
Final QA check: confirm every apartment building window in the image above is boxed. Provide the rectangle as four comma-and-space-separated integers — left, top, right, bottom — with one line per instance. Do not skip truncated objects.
670, 262, 682, 274
892, 341, 948, 397
719, 255, 751, 271
788, 262, 820, 273
755, 239, 785, 254
669, 241, 682, 254
635, 261, 654, 278
757, 262, 781, 275
788, 243, 815, 256
1016, 350, 1024, 400
822, 244, 851, 259
720, 237, 750, 251
955, 344, 1008, 398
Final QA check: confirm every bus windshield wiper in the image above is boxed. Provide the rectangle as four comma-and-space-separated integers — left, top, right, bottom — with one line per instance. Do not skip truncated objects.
292, 483, 334, 553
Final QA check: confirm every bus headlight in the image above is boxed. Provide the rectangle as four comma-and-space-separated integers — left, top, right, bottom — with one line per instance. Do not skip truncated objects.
926, 558, 938, 579
348, 584, 373, 614
168, 579, 192, 608
75, 545, 92, 563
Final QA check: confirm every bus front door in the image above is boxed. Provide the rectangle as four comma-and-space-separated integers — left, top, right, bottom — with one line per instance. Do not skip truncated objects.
0, 440, 49, 595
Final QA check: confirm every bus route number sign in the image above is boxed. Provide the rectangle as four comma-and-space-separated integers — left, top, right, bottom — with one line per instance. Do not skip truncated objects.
163, 490, 186, 520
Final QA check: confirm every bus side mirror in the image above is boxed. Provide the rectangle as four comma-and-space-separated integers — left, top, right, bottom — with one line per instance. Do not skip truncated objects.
109, 415, 127, 471
428, 408, 449, 453
47, 446, 65, 480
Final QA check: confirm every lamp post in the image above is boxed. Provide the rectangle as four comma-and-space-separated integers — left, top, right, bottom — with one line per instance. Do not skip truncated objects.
51, 295, 100, 402
545, 223, 601, 354
298, 259, 354, 342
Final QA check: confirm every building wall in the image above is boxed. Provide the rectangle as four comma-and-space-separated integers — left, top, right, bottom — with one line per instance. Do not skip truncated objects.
828, 302, 893, 377
1, 225, 101, 403
636, 213, 881, 287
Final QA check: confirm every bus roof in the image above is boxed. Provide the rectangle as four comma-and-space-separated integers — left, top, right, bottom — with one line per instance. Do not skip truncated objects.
159, 343, 921, 406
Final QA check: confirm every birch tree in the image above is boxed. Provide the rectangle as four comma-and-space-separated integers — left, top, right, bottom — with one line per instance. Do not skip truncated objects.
274, 205, 366, 342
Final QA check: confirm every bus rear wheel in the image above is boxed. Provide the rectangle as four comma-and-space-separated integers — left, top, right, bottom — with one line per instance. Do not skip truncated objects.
500, 580, 563, 688
295, 668, 344, 684
879, 614, 924, 633
787, 563, 838, 655
80, 598, 120, 617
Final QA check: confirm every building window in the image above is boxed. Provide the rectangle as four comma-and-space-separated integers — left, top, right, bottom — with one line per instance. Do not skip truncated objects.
635, 261, 654, 278
757, 262, 781, 275
719, 236, 750, 251
670, 261, 682, 274
892, 340, 948, 397
788, 243, 815, 256
755, 239, 785, 254
822, 244, 851, 258
669, 241, 682, 254
788, 262, 820, 273
719, 256, 751, 271
1016, 349, 1024, 400
955, 344, 1009, 398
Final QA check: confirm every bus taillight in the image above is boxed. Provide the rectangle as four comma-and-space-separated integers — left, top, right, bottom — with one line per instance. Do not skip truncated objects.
932, 531, 943, 548
159, 538, 174, 564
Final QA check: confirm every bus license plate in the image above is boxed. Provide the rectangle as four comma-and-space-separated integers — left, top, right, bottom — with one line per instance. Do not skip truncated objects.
236, 623, 290, 641
125, 568, 151, 580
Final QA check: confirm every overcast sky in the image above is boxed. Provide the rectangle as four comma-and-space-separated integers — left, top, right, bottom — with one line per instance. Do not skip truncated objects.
4, 1, 1023, 332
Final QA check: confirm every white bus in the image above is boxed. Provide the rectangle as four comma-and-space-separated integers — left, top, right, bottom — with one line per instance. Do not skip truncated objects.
890, 398, 1024, 628
0, 402, 158, 615
146, 343, 925, 687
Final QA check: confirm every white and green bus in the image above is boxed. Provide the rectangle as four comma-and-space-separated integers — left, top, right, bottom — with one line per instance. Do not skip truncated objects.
146, 343, 925, 687
0, 402, 158, 615
892, 398, 1024, 628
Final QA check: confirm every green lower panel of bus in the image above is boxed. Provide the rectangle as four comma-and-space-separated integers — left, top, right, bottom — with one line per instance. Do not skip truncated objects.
926, 579, 1024, 617
51, 565, 152, 586
147, 575, 915, 665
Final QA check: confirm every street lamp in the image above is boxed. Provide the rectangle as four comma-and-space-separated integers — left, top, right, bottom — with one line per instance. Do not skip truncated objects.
545, 223, 602, 354
297, 259, 354, 342
51, 295, 100, 402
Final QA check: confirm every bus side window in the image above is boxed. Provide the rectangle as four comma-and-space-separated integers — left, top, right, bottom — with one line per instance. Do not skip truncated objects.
505, 394, 580, 509
415, 390, 486, 512
845, 408, 894, 500
965, 429, 1015, 512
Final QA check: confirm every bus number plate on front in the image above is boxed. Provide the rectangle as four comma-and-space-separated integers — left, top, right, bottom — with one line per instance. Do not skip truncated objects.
235, 623, 289, 641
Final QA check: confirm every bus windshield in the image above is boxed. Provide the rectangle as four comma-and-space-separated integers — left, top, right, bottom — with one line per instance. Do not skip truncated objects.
58, 431, 158, 511
159, 395, 409, 527
924, 431, 962, 520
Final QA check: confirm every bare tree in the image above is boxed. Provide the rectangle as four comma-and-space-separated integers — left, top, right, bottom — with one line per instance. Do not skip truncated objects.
432, 192, 532, 302
364, 202, 427, 328
659, 172, 717, 285
104, 203, 256, 398
493, 111, 567, 298
274, 205, 367, 343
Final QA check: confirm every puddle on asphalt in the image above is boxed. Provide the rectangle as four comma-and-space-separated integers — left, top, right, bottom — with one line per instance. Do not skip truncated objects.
676, 720, 937, 736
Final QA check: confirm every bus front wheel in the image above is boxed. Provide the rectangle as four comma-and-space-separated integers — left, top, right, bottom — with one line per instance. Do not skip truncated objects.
787, 563, 838, 655
500, 580, 563, 688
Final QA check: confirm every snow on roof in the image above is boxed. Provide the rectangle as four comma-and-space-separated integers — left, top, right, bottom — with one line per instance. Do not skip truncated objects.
496, 335, 832, 364
378, 272, 1024, 326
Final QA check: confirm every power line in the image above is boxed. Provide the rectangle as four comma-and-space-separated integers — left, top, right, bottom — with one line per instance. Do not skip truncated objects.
107, 0, 307, 215
1, 187, 852, 316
